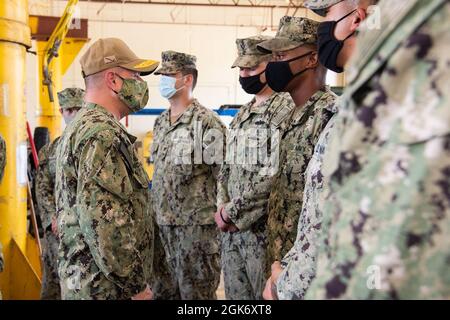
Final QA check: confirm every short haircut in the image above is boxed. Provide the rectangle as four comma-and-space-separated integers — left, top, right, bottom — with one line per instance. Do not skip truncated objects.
180, 67, 198, 90
84, 70, 105, 90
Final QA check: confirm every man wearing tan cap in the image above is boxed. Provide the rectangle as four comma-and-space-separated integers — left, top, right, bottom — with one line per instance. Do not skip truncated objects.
55, 38, 159, 300
255, 16, 338, 294
150, 51, 226, 300
214, 36, 294, 300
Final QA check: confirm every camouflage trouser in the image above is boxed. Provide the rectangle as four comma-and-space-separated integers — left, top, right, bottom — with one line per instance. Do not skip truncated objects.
152, 224, 221, 300
221, 229, 267, 300
41, 230, 61, 300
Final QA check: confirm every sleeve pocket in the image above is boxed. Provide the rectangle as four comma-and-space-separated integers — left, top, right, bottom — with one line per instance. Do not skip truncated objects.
91, 157, 134, 201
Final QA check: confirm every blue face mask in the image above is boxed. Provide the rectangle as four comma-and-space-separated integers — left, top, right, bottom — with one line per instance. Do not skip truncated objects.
159, 75, 185, 99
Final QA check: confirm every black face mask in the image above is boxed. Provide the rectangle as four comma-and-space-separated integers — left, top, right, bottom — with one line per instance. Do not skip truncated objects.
239, 70, 267, 95
265, 52, 313, 93
317, 9, 357, 73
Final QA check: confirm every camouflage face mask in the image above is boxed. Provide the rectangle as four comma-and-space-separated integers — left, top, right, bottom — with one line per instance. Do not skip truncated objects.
114, 74, 149, 113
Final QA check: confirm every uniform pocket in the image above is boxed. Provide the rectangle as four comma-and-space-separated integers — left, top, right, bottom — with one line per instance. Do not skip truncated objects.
91, 149, 134, 201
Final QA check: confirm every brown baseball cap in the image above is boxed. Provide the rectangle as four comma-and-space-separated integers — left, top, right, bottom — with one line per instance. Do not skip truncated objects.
80, 38, 159, 77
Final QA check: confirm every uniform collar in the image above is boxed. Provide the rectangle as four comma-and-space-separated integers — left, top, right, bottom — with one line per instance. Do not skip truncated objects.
85, 102, 137, 144
247, 92, 279, 115
163, 98, 199, 127
236, 92, 280, 125
292, 87, 326, 119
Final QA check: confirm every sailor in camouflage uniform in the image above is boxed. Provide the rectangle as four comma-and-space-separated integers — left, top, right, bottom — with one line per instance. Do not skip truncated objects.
215, 36, 294, 300
55, 38, 159, 300
151, 51, 226, 300
305, 0, 450, 299
36, 87, 84, 299
257, 17, 337, 271
268, 0, 378, 300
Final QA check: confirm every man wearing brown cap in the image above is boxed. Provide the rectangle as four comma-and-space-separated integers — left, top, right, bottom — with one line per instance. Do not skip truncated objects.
55, 38, 159, 300
214, 36, 294, 300
150, 51, 226, 300
36, 87, 84, 300
264, 0, 378, 300
256, 16, 338, 290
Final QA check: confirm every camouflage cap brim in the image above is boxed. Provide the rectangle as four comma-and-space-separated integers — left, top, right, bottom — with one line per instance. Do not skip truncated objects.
121, 59, 160, 76
60, 104, 83, 110
154, 66, 180, 75
231, 54, 271, 69
154, 64, 197, 75
257, 37, 303, 54
303, 0, 344, 10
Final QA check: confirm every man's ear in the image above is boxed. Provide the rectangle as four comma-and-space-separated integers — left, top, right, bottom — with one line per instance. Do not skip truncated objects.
59, 108, 63, 115
185, 74, 194, 87
105, 70, 118, 90
350, 8, 367, 32
308, 51, 319, 68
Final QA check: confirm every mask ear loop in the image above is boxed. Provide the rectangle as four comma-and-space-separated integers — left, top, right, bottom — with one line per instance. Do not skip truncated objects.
290, 51, 316, 79
169, 75, 188, 97
285, 51, 315, 64
254, 69, 267, 86
336, 9, 357, 23
335, 9, 358, 42
111, 73, 124, 95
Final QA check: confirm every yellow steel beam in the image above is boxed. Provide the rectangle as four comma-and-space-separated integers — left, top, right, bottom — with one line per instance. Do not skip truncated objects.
60, 37, 88, 76
0, 0, 32, 300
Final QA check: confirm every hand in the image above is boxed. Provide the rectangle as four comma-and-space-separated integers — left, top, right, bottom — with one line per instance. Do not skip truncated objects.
51, 217, 58, 236
214, 207, 239, 233
270, 261, 283, 283
214, 206, 228, 232
262, 261, 283, 300
219, 209, 240, 233
131, 284, 153, 300
263, 278, 275, 300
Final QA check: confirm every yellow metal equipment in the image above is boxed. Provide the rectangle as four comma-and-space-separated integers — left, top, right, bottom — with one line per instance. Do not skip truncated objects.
143, 131, 155, 181
0, 0, 88, 299
0, 0, 39, 300
30, 0, 88, 141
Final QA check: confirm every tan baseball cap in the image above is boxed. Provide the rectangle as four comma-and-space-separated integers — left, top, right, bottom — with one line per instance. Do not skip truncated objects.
80, 38, 159, 77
